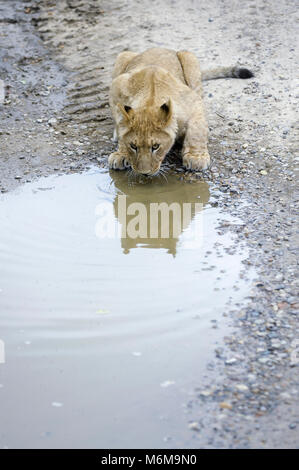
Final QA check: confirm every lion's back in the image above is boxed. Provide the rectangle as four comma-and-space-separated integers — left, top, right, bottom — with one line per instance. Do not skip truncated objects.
124, 48, 186, 84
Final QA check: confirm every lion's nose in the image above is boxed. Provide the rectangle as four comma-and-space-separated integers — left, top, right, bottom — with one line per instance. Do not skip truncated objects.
136, 162, 152, 174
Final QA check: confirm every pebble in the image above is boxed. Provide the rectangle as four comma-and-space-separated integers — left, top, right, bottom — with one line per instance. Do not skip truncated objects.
188, 421, 200, 431
258, 357, 270, 363
219, 402, 233, 410
48, 118, 57, 126
225, 358, 238, 365
235, 384, 249, 392
199, 389, 213, 397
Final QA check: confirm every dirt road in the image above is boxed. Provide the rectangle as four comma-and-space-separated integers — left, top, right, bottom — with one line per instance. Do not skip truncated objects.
0, 0, 298, 448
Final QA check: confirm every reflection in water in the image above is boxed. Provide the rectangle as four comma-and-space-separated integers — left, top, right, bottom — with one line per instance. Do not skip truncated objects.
108, 171, 210, 255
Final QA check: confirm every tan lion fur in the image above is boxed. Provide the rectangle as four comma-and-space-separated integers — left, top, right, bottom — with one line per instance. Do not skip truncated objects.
109, 48, 253, 175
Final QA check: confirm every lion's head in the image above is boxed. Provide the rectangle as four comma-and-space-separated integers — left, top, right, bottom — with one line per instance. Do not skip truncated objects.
117, 100, 176, 175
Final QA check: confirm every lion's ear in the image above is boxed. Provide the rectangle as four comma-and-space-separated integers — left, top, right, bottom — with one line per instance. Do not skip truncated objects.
159, 99, 173, 126
117, 103, 133, 121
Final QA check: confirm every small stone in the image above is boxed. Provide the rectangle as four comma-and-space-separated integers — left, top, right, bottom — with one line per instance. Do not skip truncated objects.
225, 357, 238, 365
199, 389, 212, 397
230, 187, 239, 194
219, 402, 232, 410
51, 402, 63, 407
258, 357, 269, 363
48, 118, 57, 126
260, 169, 268, 175
247, 374, 257, 382
188, 421, 200, 431
235, 384, 249, 392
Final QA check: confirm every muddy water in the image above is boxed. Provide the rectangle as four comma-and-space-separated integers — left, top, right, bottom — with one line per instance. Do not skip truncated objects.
0, 167, 250, 448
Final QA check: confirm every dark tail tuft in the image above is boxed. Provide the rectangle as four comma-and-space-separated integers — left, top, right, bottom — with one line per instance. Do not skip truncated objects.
235, 67, 254, 79
202, 66, 255, 81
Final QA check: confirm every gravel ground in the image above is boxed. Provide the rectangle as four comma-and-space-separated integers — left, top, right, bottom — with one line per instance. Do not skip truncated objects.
0, 0, 298, 448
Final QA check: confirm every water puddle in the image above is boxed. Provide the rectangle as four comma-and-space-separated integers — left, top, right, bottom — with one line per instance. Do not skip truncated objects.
0, 167, 251, 448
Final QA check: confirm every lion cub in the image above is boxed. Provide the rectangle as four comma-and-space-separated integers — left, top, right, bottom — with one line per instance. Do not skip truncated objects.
109, 48, 253, 176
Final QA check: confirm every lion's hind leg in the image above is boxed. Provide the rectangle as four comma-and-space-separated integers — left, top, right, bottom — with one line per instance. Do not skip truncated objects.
176, 50, 203, 96
177, 51, 210, 170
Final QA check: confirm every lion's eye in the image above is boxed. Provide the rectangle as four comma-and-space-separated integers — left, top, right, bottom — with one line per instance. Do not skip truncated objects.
152, 144, 160, 151
130, 143, 137, 151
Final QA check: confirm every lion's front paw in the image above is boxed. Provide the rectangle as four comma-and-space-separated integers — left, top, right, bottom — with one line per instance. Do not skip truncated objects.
183, 152, 210, 171
108, 152, 131, 170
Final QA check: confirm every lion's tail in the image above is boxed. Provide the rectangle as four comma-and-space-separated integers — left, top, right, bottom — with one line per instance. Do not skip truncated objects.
201, 65, 254, 81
